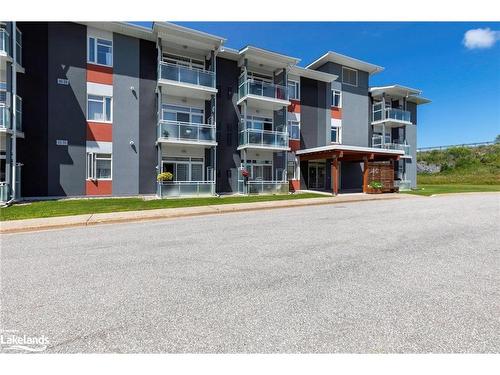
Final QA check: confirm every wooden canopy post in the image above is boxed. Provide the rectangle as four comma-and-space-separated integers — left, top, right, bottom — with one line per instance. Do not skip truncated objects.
362, 157, 368, 193
332, 156, 339, 196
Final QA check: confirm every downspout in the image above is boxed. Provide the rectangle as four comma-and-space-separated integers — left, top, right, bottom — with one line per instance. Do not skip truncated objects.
10, 21, 18, 203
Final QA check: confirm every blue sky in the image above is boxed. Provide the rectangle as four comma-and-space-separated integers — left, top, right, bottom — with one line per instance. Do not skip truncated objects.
133, 22, 500, 147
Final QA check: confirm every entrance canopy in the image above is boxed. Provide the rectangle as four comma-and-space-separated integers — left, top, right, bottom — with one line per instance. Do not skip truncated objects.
296, 144, 403, 194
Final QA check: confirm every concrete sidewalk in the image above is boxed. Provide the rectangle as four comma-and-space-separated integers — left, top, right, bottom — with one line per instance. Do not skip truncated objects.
0, 193, 417, 234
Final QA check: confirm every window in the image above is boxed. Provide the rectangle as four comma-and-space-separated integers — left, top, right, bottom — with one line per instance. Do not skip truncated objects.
87, 95, 112, 122
332, 90, 342, 108
88, 37, 113, 67
288, 80, 300, 100
162, 104, 204, 124
342, 67, 358, 86
331, 126, 341, 143
86, 153, 112, 180
287, 120, 300, 140
162, 53, 205, 70
244, 115, 273, 131
162, 157, 205, 182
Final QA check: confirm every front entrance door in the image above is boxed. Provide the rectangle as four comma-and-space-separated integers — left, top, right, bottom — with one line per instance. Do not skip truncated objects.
308, 162, 326, 190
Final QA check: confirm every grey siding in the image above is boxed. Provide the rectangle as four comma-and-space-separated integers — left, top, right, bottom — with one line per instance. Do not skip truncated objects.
300, 77, 329, 149
138, 39, 157, 194
317, 61, 370, 147
17, 22, 50, 197
46, 22, 87, 196
215, 57, 240, 193
112, 33, 140, 196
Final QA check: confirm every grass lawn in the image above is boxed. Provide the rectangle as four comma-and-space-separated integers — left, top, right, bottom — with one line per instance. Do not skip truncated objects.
403, 184, 500, 196
0, 193, 328, 221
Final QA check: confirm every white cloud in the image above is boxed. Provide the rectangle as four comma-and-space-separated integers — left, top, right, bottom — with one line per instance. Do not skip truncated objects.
463, 28, 500, 49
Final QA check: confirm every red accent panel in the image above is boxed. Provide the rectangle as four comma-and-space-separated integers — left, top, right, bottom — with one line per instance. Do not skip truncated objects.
289, 139, 301, 152
87, 122, 112, 142
87, 63, 113, 85
331, 107, 342, 119
288, 99, 301, 113
289, 180, 300, 192
86, 180, 112, 196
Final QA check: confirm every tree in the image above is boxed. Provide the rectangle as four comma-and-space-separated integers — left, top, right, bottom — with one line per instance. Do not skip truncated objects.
495, 134, 500, 144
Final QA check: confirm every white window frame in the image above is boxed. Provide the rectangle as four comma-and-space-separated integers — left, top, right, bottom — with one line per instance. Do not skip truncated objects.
87, 94, 112, 123
331, 89, 342, 108
330, 125, 342, 144
86, 153, 112, 180
162, 52, 205, 70
342, 66, 358, 87
287, 120, 300, 140
161, 104, 204, 124
87, 37, 113, 67
287, 80, 300, 100
161, 156, 205, 182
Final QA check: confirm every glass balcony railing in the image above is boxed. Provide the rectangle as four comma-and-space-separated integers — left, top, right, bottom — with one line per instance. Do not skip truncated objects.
158, 181, 215, 198
239, 128, 289, 149
158, 61, 215, 88
238, 79, 288, 102
372, 105, 411, 123
0, 29, 9, 55
372, 135, 411, 156
0, 182, 9, 202
0, 105, 10, 130
157, 120, 216, 143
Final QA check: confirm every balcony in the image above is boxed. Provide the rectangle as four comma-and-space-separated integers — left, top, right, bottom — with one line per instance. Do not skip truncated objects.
157, 120, 216, 146
237, 79, 290, 110
372, 105, 412, 126
238, 128, 289, 151
158, 62, 216, 100
372, 135, 411, 157
157, 181, 215, 198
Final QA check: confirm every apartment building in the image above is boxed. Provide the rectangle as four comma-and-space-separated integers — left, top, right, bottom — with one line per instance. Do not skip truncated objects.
0, 21, 430, 202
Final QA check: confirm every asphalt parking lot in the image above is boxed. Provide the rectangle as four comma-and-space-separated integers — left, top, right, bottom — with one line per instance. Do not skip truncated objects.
1, 193, 499, 353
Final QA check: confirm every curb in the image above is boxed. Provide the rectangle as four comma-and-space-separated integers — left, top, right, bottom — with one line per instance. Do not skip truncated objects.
1, 194, 412, 234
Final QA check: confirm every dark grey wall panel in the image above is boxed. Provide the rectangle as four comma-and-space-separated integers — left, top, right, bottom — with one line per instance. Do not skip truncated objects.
215, 57, 240, 193
340, 162, 363, 191
17, 22, 49, 197
112, 33, 140, 195
47, 22, 87, 196
138, 39, 157, 194
300, 77, 328, 150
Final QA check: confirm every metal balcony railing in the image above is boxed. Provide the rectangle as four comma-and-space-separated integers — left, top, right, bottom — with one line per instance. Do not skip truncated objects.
158, 120, 216, 144
239, 128, 289, 149
238, 79, 288, 101
158, 61, 215, 88
157, 181, 215, 198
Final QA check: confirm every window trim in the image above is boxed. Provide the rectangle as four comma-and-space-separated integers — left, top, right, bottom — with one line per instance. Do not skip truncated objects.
287, 120, 300, 140
342, 66, 358, 87
87, 36, 113, 67
86, 152, 112, 180
287, 80, 300, 100
330, 124, 342, 144
331, 89, 342, 108
87, 94, 113, 123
